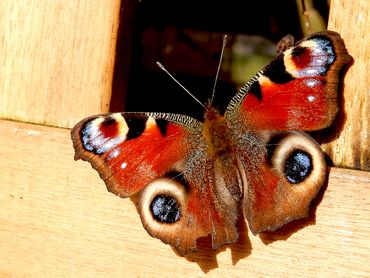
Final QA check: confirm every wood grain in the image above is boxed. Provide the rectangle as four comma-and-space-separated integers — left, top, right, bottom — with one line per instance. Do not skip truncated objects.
0, 1, 120, 128
1, 119, 369, 277
323, 0, 370, 170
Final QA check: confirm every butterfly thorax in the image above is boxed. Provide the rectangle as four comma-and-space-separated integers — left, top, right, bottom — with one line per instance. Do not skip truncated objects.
203, 105, 233, 158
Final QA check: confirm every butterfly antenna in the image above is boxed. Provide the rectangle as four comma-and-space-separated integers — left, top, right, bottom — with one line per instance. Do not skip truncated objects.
210, 35, 228, 104
156, 62, 205, 109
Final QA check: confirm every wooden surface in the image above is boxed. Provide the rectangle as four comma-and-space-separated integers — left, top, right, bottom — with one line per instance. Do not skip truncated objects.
1, 119, 369, 277
0, 1, 120, 128
1, 0, 369, 277
323, 0, 370, 170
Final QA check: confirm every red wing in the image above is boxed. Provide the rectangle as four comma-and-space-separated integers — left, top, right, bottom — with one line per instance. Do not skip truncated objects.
235, 131, 327, 234
71, 112, 239, 255
226, 31, 352, 130
136, 168, 240, 255
71, 112, 200, 197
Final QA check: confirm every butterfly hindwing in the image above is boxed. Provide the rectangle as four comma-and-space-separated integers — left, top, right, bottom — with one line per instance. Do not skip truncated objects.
232, 129, 327, 234
137, 167, 239, 255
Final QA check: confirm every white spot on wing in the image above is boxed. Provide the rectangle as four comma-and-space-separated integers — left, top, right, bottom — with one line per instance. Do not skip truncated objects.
307, 95, 316, 102
121, 162, 127, 169
107, 148, 121, 160
304, 79, 320, 88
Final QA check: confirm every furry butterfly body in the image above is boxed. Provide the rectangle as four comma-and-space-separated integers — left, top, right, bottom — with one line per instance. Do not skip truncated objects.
71, 31, 351, 255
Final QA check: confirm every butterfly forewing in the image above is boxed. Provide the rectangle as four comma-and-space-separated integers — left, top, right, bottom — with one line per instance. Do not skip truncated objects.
225, 31, 352, 131
71, 112, 200, 197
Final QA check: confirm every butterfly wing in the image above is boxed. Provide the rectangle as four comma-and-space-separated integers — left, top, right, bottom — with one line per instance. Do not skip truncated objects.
234, 130, 326, 234
225, 31, 351, 234
71, 112, 239, 255
71, 112, 196, 197
225, 31, 352, 130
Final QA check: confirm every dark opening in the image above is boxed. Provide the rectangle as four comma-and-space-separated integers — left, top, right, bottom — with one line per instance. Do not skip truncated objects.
111, 0, 329, 119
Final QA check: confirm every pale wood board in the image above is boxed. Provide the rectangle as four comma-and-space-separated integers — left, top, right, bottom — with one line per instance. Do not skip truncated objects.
0, 119, 369, 277
0, 1, 120, 128
324, 0, 370, 170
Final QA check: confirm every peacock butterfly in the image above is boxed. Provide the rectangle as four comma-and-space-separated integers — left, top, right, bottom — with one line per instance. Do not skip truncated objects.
71, 31, 351, 256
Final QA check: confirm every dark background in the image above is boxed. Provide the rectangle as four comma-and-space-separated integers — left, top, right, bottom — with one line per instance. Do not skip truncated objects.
111, 0, 329, 120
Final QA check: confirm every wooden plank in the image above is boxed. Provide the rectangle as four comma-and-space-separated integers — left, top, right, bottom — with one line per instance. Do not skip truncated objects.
1, 119, 369, 277
324, 0, 370, 170
0, 1, 121, 128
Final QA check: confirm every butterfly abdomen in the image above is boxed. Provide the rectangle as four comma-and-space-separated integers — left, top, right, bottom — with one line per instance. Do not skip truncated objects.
202, 105, 244, 205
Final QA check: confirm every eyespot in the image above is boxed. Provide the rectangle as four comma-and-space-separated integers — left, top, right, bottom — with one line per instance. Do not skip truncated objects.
137, 176, 189, 244
268, 132, 326, 187
249, 132, 327, 235
284, 149, 312, 184
150, 194, 181, 223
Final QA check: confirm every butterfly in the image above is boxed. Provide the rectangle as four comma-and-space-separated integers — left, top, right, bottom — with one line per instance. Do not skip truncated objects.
71, 31, 351, 256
